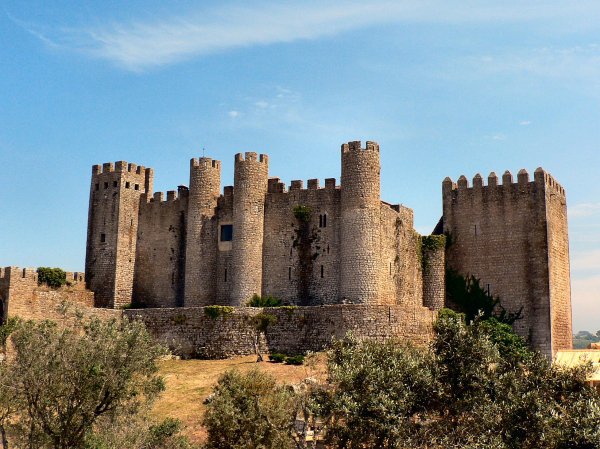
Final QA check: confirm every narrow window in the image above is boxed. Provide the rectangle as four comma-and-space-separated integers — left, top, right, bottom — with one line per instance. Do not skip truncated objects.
290, 247, 293, 257
220, 224, 233, 242
319, 215, 323, 227
288, 267, 292, 280
100, 233, 106, 243
130, 218, 134, 226
320, 265, 324, 278
323, 214, 327, 227
171, 272, 175, 285
134, 184, 139, 191
126, 181, 130, 189
474, 224, 477, 235
113, 180, 118, 188
95, 183, 99, 191
390, 262, 392, 275
327, 245, 330, 254
224, 268, 228, 282
104, 182, 108, 189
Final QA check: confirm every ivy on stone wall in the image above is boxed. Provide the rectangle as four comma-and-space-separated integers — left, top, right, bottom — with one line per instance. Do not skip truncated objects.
292, 205, 312, 223
420, 235, 446, 273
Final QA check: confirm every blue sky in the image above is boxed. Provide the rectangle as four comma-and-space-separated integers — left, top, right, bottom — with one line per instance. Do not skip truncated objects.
1, 1, 598, 331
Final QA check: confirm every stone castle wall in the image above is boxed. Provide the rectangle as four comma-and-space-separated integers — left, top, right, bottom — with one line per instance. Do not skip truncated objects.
0, 267, 119, 324
442, 168, 572, 356
133, 188, 189, 308
124, 304, 438, 358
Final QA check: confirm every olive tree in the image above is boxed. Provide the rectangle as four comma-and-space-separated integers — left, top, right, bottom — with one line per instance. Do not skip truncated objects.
0, 316, 167, 449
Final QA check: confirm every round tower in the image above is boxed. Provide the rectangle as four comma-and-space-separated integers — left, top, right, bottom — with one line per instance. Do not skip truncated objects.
230, 152, 269, 306
422, 236, 446, 310
184, 157, 221, 306
340, 140, 381, 304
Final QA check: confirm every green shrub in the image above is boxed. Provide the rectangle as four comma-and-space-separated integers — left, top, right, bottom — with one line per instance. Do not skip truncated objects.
204, 306, 235, 320
37, 267, 67, 289
269, 353, 286, 363
248, 294, 282, 307
284, 355, 304, 365
253, 313, 277, 333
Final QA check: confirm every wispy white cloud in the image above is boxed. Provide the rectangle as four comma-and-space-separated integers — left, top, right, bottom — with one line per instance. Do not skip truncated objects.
11, 1, 600, 71
228, 110, 240, 118
570, 202, 600, 218
519, 120, 531, 126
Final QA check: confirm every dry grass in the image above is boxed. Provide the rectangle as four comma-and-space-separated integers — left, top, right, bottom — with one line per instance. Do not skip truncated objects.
151, 354, 327, 444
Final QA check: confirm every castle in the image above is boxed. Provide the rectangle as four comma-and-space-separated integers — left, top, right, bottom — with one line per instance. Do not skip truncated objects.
1, 140, 573, 358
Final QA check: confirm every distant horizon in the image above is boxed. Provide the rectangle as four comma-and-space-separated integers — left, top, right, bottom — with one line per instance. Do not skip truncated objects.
1, 0, 598, 331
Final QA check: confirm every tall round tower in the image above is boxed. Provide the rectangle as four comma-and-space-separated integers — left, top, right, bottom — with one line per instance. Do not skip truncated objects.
230, 152, 269, 306
340, 141, 381, 304
184, 157, 221, 306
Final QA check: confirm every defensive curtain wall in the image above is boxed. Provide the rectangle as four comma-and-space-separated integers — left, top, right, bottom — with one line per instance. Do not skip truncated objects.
0, 267, 436, 358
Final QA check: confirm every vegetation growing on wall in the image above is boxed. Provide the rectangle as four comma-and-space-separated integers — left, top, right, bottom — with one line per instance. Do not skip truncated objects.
420, 235, 446, 272
292, 205, 320, 306
247, 294, 282, 307
36, 267, 67, 289
292, 205, 312, 223
204, 305, 235, 320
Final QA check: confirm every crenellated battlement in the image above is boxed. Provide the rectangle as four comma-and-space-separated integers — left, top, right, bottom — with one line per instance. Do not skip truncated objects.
190, 157, 221, 170
92, 161, 150, 177
0, 267, 84, 284
443, 167, 566, 199
341, 140, 380, 154
234, 152, 269, 164
267, 177, 338, 194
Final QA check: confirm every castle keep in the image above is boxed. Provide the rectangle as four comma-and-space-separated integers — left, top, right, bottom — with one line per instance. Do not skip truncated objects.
0, 140, 573, 358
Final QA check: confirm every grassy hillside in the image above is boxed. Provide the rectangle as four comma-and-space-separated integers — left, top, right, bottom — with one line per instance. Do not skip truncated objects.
152, 355, 326, 444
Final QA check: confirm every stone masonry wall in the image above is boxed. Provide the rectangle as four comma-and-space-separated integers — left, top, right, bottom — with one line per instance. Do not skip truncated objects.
133, 188, 189, 308
262, 178, 341, 305
0, 266, 120, 324
124, 304, 437, 358
544, 175, 573, 353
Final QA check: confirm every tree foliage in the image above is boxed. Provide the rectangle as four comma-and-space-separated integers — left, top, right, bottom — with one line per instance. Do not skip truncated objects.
0, 317, 169, 449
203, 369, 298, 449
205, 309, 600, 449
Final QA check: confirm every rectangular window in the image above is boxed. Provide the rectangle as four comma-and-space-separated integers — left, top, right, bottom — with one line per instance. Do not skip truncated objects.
113, 181, 118, 188
104, 182, 108, 189
95, 183, 99, 191
134, 184, 139, 191
288, 267, 292, 280
321, 265, 324, 278
100, 233, 106, 243
224, 268, 228, 282
125, 182, 130, 189
220, 224, 233, 242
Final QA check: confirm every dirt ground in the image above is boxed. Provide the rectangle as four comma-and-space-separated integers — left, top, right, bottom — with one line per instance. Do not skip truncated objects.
151, 354, 327, 444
